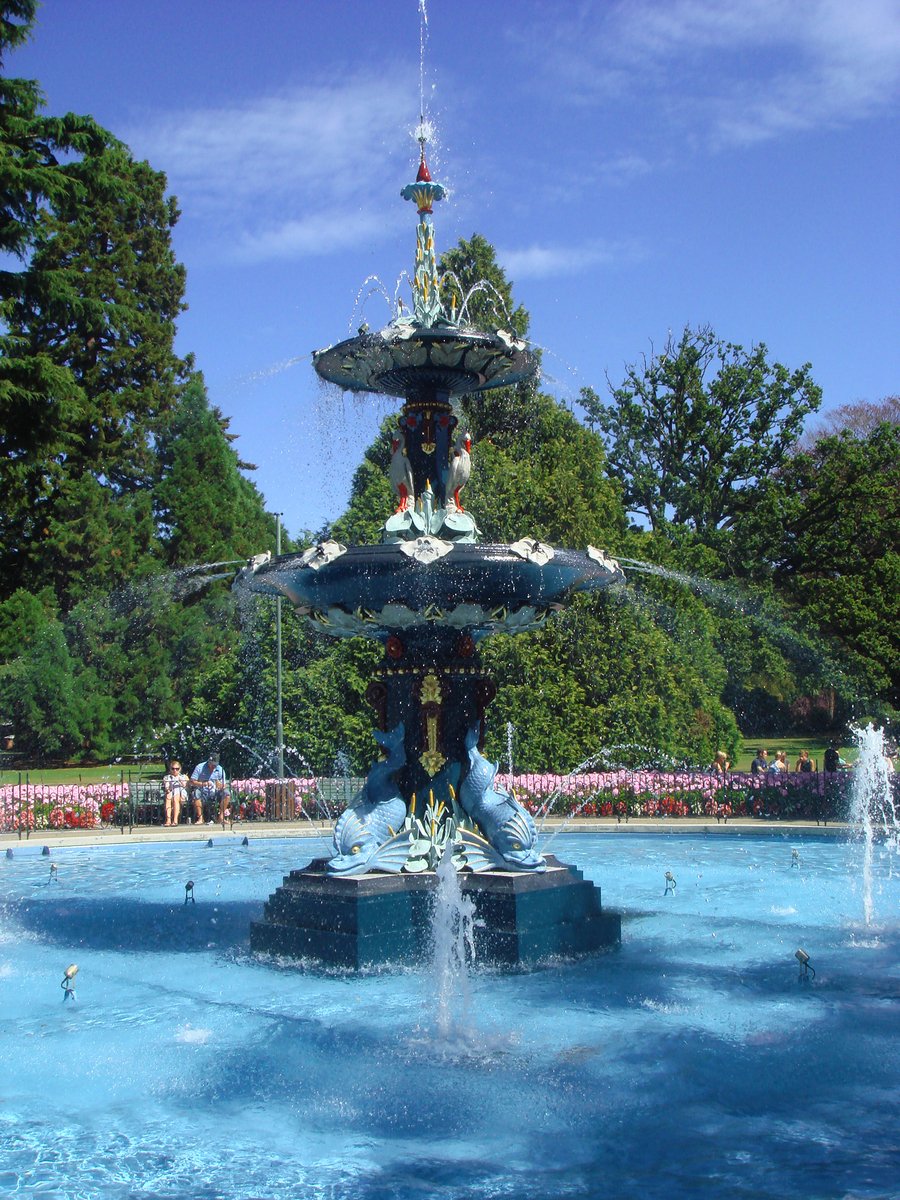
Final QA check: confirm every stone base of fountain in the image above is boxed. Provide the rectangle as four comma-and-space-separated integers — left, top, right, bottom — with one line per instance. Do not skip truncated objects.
250, 855, 621, 969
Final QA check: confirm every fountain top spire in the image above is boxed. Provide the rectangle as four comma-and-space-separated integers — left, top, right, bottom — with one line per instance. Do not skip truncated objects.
312, 126, 537, 398
401, 131, 445, 219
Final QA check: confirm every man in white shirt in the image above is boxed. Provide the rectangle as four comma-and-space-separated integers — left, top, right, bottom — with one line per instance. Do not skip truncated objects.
190, 753, 229, 824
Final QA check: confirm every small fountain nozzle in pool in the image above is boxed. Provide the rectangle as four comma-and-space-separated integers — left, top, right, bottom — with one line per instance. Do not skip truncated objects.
795, 948, 815, 979
61, 963, 78, 1001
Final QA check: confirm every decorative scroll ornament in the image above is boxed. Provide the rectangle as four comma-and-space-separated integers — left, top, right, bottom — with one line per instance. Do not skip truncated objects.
586, 546, 620, 573
510, 538, 555, 566
397, 535, 454, 564
495, 328, 528, 352
299, 540, 347, 571
419, 672, 446, 777
307, 608, 366, 636
500, 606, 550, 633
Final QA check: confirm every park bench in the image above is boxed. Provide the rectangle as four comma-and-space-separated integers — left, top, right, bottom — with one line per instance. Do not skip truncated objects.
114, 779, 165, 831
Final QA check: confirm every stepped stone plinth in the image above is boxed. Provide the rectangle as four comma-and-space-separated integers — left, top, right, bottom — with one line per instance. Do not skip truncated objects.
250, 855, 621, 970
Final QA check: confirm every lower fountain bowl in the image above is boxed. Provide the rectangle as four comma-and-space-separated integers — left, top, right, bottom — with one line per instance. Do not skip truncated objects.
235, 543, 624, 639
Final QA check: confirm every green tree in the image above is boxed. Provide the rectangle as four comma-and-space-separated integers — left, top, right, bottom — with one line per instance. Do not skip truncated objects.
733, 423, 900, 711
328, 417, 394, 546
439, 233, 540, 443
0, 7, 188, 605
0, 588, 82, 758
155, 374, 275, 566
585, 326, 822, 537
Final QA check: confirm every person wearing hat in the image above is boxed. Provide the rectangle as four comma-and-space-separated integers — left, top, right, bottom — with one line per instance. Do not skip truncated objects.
190, 753, 229, 824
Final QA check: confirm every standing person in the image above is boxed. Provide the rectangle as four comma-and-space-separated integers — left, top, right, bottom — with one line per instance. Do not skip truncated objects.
750, 748, 769, 775
824, 742, 846, 772
162, 759, 189, 826
190, 752, 229, 824
794, 749, 814, 773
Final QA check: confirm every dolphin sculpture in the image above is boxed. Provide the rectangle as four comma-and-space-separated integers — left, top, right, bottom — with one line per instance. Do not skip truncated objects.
327, 723, 410, 875
457, 724, 546, 871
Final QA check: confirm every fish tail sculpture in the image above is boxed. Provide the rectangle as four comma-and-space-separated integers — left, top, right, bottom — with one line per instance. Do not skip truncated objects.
327, 723, 409, 875
457, 723, 546, 871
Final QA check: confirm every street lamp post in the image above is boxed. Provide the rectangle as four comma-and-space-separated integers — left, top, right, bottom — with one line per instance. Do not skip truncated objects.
275, 513, 284, 780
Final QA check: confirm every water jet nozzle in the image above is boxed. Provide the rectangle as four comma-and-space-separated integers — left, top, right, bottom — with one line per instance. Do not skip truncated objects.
61, 963, 78, 1001
795, 947, 815, 979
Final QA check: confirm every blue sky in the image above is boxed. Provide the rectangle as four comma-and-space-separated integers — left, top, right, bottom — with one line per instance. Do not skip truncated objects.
12, 0, 900, 538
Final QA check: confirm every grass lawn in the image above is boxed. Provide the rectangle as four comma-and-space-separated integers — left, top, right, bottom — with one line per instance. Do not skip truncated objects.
0, 763, 165, 786
734, 734, 854, 772
1, 732, 863, 784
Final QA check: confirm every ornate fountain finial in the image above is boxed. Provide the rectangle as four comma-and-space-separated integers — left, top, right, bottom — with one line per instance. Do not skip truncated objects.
401, 125, 446, 327
416, 139, 432, 184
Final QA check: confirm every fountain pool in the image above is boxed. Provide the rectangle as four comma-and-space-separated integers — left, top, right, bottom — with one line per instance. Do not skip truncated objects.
1, 831, 897, 1199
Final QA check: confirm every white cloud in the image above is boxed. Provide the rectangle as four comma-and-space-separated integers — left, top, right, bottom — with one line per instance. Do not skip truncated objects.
232, 209, 395, 265
521, 0, 900, 149
497, 238, 646, 280
127, 74, 416, 262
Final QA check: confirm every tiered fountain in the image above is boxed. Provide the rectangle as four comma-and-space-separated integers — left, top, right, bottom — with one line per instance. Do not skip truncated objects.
239, 132, 623, 968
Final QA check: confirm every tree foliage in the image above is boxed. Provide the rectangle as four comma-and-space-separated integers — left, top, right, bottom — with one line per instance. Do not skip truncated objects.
155, 375, 275, 566
732, 422, 900, 710
584, 326, 822, 536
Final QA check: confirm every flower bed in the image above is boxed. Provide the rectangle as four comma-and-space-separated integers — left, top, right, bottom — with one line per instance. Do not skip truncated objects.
1, 769, 854, 832
497, 768, 851, 822
0, 782, 126, 832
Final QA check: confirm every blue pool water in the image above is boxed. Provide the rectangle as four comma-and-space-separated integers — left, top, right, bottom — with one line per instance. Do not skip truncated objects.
1, 832, 897, 1200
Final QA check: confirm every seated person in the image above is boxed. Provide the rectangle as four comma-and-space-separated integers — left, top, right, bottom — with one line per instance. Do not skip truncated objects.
750, 748, 768, 774
768, 749, 788, 772
190, 752, 229, 823
794, 749, 814, 773
163, 759, 189, 826
710, 750, 730, 774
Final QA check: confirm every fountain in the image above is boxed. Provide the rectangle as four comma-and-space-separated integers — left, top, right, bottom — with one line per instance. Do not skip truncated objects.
236, 130, 623, 967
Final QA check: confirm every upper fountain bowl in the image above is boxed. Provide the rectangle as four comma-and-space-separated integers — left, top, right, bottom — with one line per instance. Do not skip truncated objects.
313, 320, 538, 401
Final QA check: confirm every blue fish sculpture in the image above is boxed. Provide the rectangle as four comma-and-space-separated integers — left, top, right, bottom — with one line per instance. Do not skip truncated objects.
458, 725, 546, 872
327, 723, 409, 875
